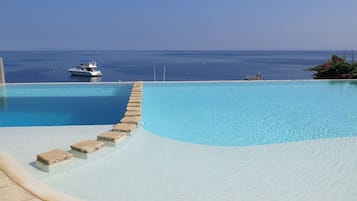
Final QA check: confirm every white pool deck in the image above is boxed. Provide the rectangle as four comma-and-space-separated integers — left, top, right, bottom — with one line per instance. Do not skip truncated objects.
1, 125, 357, 201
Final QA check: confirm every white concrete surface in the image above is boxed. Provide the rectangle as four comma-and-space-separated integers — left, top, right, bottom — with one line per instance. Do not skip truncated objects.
40, 127, 357, 201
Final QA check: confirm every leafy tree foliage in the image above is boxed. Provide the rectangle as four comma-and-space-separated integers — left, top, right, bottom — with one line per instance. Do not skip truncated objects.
308, 55, 357, 79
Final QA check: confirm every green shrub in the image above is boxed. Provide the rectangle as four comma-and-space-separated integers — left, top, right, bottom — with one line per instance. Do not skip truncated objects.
308, 55, 357, 79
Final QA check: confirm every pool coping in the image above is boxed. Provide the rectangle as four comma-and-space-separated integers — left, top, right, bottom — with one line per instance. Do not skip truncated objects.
0, 151, 82, 201
2, 79, 357, 85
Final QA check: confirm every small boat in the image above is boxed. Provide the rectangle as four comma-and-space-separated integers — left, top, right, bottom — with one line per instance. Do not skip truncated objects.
68, 61, 103, 77
245, 72, 262, 80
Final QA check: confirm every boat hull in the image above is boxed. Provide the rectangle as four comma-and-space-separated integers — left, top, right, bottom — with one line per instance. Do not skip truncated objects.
68, 69, 103, 77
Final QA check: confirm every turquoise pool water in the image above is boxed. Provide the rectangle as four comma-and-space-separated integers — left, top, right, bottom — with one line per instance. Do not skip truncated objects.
143, 81, 357, 146
0, 83, 131, 126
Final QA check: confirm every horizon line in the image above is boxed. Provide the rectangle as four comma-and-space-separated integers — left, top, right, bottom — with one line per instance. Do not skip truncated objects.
0, 49, 355, 52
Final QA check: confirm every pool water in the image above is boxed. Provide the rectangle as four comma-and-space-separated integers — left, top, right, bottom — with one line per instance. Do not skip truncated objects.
143, 81, 357, 146
0, 83, 131, 126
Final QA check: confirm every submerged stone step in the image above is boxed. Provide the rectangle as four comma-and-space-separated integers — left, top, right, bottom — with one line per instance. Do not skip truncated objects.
132, 83, 143, 87
71, 140, 105, 159
112, 123, 137, 133
133, 81, 143, 86
130, 94, 142, 98
131, 88, 142, 92
97, 131, 127, 146
124, 110, 142, 117
120, 116, 141, 125
36, 149, 73, 172
127, 102, 141, 107
128, 98, 142, 103
126, 106, 142, 111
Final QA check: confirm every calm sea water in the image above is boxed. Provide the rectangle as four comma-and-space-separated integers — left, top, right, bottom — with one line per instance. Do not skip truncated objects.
0, 50, 348, 82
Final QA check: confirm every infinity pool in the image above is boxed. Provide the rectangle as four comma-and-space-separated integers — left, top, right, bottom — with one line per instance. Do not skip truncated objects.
143, 81, 357, 146
0, 83, 131, 126
2, 81, 357, 201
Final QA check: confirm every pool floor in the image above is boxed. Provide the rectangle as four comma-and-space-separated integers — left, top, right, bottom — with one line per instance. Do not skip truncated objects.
41, 127, 357, 201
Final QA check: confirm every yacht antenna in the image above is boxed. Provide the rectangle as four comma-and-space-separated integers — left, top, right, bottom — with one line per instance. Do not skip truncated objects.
153, 65, 156, 81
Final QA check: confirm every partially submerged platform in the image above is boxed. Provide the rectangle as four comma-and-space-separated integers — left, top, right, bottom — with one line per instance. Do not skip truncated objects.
112, 123, 137, 133
125, 110, 142, 117
71, 140, 105, 159
36, 149, 72, 172
120, 116, 141, 125
97, 131, 127, 146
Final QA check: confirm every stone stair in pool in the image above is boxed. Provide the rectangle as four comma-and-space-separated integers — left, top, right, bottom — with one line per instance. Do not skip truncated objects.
97, 131, 127, 146
36, 149, 73, 172
70, 140, 105, 159
35, 81, 144, 172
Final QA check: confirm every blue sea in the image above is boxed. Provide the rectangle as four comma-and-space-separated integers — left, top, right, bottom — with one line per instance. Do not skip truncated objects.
0, 50, 349, 82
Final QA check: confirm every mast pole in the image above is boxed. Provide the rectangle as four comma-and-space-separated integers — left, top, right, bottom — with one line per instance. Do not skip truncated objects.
153, 65, 156, 81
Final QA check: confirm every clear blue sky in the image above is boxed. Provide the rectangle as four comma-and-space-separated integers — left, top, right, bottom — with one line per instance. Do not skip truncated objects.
1, 0, 356, 50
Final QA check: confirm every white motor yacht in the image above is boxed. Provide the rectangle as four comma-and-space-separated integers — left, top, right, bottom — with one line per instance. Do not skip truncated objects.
68, 61, 103, 77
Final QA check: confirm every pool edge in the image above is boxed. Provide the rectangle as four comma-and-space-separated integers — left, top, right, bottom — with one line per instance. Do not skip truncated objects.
0, 150, 83, 201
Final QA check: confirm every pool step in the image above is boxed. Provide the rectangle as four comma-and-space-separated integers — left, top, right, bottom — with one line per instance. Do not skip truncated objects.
131, 88, 142, 93
126, 106, 142, 112
70, 140, 105, 159
112, 123, 137, 134
128, 100, 142, 105
34, 81, 144, 173
119, 81, 143, 133
125, 110, 141, 117
132, 84, 143, 88
127, 102, 141, 107
120, 116, 141, 125
97, 131, 127, 146
130, 94, 142, 98
133, 81, 143, 85
130, 96, 142, 100
36, 149, 73, 172
131, 90, 142, 94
